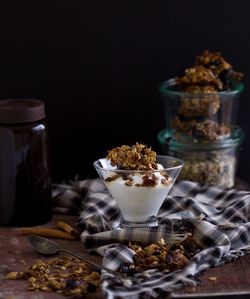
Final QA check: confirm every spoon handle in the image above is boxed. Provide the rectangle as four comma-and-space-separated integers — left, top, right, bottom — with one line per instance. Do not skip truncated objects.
59, 248, 134, 281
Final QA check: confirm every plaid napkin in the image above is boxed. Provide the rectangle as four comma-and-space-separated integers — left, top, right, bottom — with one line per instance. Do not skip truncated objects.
52, 179, 250, 299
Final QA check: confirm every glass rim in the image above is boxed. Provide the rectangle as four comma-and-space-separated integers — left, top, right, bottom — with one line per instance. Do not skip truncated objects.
158, 78, 244, 96
157, 126, 245, 151
93, 155, 184, 172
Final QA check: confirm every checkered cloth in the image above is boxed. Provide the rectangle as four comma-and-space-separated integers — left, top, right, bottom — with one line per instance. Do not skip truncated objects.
52, 179, 250, 299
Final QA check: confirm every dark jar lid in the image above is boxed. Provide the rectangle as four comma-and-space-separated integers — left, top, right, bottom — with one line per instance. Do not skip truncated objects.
0, 99, 46, 124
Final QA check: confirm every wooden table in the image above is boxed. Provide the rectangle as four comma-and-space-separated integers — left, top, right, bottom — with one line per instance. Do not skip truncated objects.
0, 215, 250, 299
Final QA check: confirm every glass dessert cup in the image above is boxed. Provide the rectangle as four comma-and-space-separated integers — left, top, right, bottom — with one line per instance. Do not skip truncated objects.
93, 155, 184, 228
159, 78, 244, 142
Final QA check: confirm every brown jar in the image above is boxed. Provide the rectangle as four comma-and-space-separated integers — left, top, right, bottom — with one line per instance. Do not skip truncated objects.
0, 99, 52, 226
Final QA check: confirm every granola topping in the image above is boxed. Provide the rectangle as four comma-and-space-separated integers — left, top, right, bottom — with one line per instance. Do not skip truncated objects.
195, 50, 243, 88
176, 50, 243, 91
176, 65, 223, 90
105, 143, 171, 187
107, 143, 157, 170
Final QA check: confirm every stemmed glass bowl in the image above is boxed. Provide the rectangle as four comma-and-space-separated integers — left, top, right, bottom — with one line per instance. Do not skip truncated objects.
93, 155, 184, 228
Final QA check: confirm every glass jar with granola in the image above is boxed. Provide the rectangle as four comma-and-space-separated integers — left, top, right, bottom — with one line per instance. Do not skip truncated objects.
157, 127, 244, 188
159, 50, 244, 143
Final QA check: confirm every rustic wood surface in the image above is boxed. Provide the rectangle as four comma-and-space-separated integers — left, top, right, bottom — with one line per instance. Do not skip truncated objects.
0, 214, 249, 299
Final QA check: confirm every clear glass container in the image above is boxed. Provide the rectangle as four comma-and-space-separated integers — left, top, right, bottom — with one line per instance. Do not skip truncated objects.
159, 79, 244, 142
93, 155, 183, 228
157, 127, 244, 188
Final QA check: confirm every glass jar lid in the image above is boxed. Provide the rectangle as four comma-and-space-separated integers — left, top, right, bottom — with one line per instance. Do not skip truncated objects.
0, 99, 45, 124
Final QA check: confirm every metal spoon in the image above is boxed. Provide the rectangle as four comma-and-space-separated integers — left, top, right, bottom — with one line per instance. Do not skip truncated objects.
26, 235, 135, 282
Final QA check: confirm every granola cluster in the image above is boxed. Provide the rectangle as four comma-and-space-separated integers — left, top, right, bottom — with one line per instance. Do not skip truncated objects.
118, 236, 200, 275
176, 65, 223, 90
107, 143, 157, 170
106, 143, 172, 187
176, 50, 243, 91
195, 50, 243, 87
5, 256, 101, 297
171, 50, 243, 141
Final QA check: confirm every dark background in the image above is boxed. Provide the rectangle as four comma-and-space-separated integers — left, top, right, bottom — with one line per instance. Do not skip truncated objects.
0, 1, 249, 183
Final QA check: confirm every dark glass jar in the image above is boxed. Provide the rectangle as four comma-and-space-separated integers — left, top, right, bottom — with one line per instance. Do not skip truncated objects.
0, 99, 52, 226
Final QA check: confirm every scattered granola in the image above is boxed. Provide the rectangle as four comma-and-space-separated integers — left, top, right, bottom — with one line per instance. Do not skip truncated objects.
208, 276, 217, 281
5, 256, 101, 297
118, 236, 201, 275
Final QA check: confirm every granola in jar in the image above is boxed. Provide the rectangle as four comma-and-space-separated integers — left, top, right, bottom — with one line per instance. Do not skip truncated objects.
157, 127, 244, 188
178, 85, 220, 117
163, 50, 244, 142
177, 150, 236, 188
172, 118, 231, 141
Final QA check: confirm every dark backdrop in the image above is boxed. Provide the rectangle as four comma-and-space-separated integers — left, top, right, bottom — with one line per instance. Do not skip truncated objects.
0, 1, 249, 183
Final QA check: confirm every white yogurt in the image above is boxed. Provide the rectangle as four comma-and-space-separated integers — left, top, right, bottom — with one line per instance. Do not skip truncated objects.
104, 171, 172, 222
